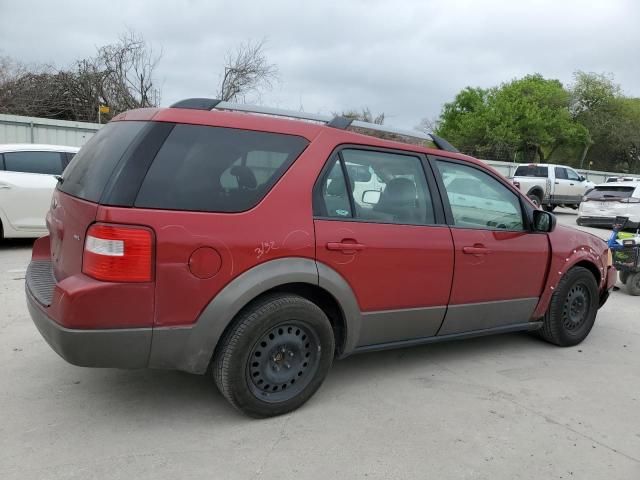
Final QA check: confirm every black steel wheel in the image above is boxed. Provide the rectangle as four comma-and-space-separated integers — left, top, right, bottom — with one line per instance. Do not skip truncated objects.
213, 294, 334, 418
536, 266, 599, 346
246, 322, 321, 403
562, 284, 591, 331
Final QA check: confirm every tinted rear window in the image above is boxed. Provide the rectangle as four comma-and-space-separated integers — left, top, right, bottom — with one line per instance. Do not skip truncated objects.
514, 165, 548, 177
586, 186, 637, 200
58, 121, 146, 202
134, 124, 308, 212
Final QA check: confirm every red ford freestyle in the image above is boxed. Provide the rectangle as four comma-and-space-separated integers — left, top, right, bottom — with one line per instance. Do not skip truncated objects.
26, 99, 616, 417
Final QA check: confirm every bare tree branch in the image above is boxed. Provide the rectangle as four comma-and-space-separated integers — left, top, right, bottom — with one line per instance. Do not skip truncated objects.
219, 40, 278, 102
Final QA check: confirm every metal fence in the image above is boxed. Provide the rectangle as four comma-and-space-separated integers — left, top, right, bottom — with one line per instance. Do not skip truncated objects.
0, 114, 100, 147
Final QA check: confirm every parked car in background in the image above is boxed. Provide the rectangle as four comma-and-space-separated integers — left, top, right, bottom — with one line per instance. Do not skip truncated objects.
578, 181, 640, 229
0, 144, 79, 239
512, 163, 594, 211
26, 100, 615, 418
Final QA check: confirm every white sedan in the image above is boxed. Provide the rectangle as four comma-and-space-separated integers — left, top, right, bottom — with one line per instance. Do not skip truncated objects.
577, 180, 640, 229
0, 144, 79, 239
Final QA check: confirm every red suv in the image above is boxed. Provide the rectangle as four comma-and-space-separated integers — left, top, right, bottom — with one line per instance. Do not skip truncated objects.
26, 99, 616, 417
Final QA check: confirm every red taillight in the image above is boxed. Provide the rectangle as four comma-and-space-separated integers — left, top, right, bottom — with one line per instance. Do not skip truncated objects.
83, 224, 153, 282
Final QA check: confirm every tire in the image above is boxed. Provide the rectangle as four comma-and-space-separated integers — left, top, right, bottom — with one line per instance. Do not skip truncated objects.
213, 293, 335, 418
527, 193, 542, 207
619, 271, 630, 285
543, 205, 556, 212
537, 266, 599, 346
627, 272, 640, 296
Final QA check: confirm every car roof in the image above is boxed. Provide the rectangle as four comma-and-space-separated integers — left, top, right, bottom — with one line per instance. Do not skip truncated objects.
0, 143, 80, 153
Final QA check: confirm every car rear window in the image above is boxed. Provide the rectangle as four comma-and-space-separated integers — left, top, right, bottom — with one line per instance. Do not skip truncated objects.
134, 124, 308, 212
514, 165, 548, 177
585, 186, 637, 200
58, 121, 147, 202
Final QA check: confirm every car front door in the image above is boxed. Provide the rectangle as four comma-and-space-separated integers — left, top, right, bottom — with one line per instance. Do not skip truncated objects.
0, 151, 62, 231
433, 158, 550, 335
553, 166, 574, 204
314, 148, 454, 348
565, 167, 586, 202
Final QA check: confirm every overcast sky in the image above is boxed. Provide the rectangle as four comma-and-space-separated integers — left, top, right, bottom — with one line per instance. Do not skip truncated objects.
1, 0, 639, 128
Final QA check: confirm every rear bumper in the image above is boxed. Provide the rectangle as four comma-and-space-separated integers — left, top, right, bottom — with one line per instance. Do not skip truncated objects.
577, 215, 640, 229
26, 282, 152, 369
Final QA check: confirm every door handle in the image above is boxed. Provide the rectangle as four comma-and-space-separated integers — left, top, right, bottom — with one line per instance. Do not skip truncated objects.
0, 184, 11, 190
463, 245, 492, 255
554, 181, 560, 184
570, 183, 575, 186
326, 241, 366, 252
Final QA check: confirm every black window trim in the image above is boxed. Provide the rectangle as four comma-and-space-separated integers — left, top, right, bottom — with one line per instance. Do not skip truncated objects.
312, 143, 447, 227
429, 155, 536, 233
0, 153, 4, 170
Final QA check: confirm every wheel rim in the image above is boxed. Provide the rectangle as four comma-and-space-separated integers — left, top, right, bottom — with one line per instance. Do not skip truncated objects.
529, 196, 540, 207
562, 283, 591, 331
246, 322, 321, 403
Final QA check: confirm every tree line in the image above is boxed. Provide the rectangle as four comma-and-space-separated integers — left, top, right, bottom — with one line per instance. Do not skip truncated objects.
0, 31, 275, 124
433, 72, 640, 173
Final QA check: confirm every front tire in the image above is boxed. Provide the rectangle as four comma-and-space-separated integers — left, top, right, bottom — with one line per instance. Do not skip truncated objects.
543, 205, 556, 212
537, 267, 599, 346
213, 294, 334, 418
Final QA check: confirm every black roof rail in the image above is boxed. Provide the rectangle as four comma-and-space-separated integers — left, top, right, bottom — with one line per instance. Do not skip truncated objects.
170, 98, 222, 110
169, 98, 459, 152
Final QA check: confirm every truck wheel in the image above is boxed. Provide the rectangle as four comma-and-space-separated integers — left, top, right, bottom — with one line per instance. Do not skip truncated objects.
543, 205, 556, 212
527, 193, 542, 207
619, 271, 629, 285
537, 266, 599, 346
213, 294, 334, 418
627, 272, 640, 296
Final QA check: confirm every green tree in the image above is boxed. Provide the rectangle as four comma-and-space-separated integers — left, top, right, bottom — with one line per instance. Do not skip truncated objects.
436, 74, 589, 163
570, 72, 640, 172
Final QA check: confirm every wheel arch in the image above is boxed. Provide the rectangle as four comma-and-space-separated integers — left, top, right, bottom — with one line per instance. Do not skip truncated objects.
148, 258, 361, 374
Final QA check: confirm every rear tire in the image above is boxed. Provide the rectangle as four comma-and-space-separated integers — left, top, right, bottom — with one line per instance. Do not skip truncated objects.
213, 294, 334, 418
627, 272, 640, 296
527, 193, 542, 208
537, 267, 599, 346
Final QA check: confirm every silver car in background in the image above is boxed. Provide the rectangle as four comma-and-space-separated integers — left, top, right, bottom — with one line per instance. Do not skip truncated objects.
577, 181, 640, 229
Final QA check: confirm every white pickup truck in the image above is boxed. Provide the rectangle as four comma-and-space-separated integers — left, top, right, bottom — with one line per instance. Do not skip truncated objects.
511, 163, 595, 212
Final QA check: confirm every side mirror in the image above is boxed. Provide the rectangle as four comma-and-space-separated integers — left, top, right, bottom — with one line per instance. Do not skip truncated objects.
362, 190, 381, 205
580, 175, 586, 182
533, 210, 556, 233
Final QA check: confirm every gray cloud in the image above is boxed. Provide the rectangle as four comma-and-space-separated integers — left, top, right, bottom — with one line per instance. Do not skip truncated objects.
1, 0, 639, 128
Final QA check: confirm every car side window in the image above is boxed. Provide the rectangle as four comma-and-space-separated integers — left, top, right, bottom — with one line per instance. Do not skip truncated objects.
555, 167, 568, 180
437, 160, 524, 231
341, 149, 435, 225
566, 169, 581, 181
319, 157, 353, 218
3, 151, 64, 175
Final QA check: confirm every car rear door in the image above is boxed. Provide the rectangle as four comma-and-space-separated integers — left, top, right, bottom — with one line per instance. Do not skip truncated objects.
433, 158, 550, 335
0, 151, 62, 232
314, 147, 454, 348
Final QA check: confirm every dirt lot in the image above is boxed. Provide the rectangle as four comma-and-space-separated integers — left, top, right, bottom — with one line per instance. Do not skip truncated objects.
1, 209, 639, 479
